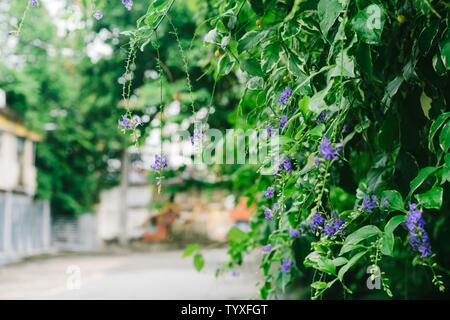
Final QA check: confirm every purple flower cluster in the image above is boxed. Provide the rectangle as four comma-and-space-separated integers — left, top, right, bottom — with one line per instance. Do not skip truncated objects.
316, 111, 327, 124
282, 157, 293, 172
31, 0, 39, 7
279, 115, 288, 129
118, 115, 131, 129
262, 206, 272, 221
279, 87, 293, 105
405, 203, 432, 258
94, 10, 103, 20
323, 212, 345, 237
122, 0, 133, 10
318, 137, 342, 161
289, 229, 300, 238
274, 156, 293, 175
309, 212, 326, 234
361, 195, 388, 213
362, 195, 379, 213
264, 187, 275, 199
266, 125, 273, 137
281, 259, 294, 273
309, 211, 345, 237
262, 244, 273, 253
118, 115, 142, 130
151, 154, 168, 171
190, 128, 203, 145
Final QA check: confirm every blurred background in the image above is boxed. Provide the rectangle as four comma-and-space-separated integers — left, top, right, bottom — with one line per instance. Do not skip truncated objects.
0, 0, 261, 299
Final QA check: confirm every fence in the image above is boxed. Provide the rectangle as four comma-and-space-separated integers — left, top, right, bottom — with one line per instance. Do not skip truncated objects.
0, 191, 51, 265
52, 214, 99, 251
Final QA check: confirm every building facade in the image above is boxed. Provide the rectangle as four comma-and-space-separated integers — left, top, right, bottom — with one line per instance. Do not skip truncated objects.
0, 90, 51, 265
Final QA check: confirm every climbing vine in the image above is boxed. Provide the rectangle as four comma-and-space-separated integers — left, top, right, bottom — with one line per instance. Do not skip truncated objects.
123, 0, 450, 299
15, 0, 450, 299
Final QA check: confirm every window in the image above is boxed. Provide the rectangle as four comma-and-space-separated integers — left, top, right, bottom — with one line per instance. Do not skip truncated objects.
17, 137, 25, 160
17, 137, 25, 187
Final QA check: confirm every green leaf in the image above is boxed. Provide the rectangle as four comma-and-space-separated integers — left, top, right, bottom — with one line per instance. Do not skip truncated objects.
340, 225, 381, 255
384, 215, 405, 235
380, 233, 394, 256
408, 166, 437, 198
443, 154, 450, 184
378, 114, 399, 152
351, 4, 386, 45
193, 253, 205, 272
246, 77, 264, 90
215, 54, 235, 80
381, 190, 404, 212
332, 257, 348, 267
432, 54, 447, 76
183, 243, 199, 257
311, 281, 328, 290
288, 55, 307, 78
282, 19, 300, 39
228, 226, 248, 243
317, 0, 343, 37
429, 113, 450, 153
382, 76, 404, 112
418, 20, 440, 56
238, 30, 269, 53
440, 38, 450, 70
261, 43, 280, 72
240, 59, 264, 77
439, 122, 450, 152
328, 50, 355, 78
338, 251, 367, 281
415, 186, 443, 210
420, 91, 432, 120
304, 251, 336, 275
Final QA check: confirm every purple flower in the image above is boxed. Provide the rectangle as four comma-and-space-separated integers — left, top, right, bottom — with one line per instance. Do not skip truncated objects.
231, 270, 240, 277
282, 157, 293, 172
405, 203, 432, 258
133, 115, 142, 126
279, 115, 288, 129
263, 206, 272, 221
318, 137, 339, 160
309, 212, 326, 233
94, 10, 103, 20
262, 244, 273, 253
274, 156, 293, 175
122, 0, 133, 10
316, 111, 327, 124
289, 229, 300, 238
266, 125, 273, 137
279, 87, 293, 105
323, 212, 346, 237
362, 195, 379, 213
30, 0, 39, 7
281, 259, 294, 273
151, 154, 168, 171
314, 156, 321, 166
264, 187, 275, 199
190, 128, 202, 146
118, 115, 131, 129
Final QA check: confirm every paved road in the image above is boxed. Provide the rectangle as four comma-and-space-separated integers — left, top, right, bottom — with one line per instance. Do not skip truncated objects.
0, 248, 261, 300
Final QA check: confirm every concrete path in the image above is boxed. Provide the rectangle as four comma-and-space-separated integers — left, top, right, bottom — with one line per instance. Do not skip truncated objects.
0, 248, 261, 300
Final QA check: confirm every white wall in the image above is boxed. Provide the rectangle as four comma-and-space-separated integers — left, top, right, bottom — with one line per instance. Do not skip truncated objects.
0, 131, 36, 195
97, 186, 153, 241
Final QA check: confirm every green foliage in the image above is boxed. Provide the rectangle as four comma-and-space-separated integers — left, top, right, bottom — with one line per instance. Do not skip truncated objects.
167, 0, 450, 299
